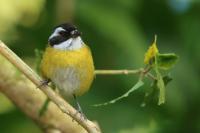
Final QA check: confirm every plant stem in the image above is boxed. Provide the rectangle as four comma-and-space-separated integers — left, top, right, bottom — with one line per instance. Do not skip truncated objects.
95, 69, 142, 75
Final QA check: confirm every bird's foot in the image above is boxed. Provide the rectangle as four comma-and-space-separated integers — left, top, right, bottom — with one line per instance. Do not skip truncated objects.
72, 109, 87, 123
72, 94, 87, 122
76, 107, 87, 121
37, 79, 50, 88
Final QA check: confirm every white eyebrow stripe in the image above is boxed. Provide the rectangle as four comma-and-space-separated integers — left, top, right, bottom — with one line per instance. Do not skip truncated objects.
48, 27, 65, 40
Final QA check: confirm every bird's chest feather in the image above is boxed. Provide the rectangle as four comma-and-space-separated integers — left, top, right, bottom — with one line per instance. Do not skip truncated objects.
40, 45, 94, 97
52, 67, 82, 97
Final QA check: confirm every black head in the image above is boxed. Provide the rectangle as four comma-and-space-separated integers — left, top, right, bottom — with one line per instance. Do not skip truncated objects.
48, 23, 81, 46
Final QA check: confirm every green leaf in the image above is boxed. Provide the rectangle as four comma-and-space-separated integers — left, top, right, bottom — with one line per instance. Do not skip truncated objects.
141, 75, 172, 107
141, 84, 156, 107
156, 71, 165, 105
162, 75, 173, 86
157, 53, 178, 70
39, 98, 50, 117
154, 55, 166, 105
93, 80, 144, 107
34, 49, 44, 73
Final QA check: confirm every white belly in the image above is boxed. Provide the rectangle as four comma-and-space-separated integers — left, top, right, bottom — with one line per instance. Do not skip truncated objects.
52, 67, 80, 98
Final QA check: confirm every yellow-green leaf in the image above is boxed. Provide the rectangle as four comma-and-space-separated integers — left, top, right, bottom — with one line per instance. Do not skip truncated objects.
144, 35, 159, 64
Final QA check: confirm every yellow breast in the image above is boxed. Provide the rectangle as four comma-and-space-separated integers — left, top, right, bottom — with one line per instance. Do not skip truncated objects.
40, 44, 94, 96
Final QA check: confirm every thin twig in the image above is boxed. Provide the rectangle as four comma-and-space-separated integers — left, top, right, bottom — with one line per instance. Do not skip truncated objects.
146, 73, 157, 80
0, 41, 100, 133
95, 69, 142, 75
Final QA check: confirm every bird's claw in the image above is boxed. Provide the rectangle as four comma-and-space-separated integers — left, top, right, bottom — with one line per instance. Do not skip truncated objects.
72, 108, 87, 122
37, 79, 50, 88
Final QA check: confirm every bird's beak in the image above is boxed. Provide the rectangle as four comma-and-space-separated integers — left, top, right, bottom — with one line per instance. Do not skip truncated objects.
70, 30, 81, 38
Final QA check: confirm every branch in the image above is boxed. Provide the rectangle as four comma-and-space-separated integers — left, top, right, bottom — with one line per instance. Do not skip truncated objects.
95, 68, 155, 81
0, 41, 101, 133
0, 56, 86, 133
95, 69, 142, 75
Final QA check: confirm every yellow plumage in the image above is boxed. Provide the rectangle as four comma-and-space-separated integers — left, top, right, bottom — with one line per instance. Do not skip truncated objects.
40, 44, 94, 96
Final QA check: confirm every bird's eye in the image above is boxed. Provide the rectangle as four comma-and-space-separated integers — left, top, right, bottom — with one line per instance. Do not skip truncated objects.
59, 31, 67, 36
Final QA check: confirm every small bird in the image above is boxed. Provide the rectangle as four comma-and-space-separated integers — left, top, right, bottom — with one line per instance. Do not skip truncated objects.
40, 23, 95, 116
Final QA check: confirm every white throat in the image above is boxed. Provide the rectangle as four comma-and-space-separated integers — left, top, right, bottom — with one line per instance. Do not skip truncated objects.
53, 37, 84, 50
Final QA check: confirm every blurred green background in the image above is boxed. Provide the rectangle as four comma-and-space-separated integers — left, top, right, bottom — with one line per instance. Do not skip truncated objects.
0, 0, 200, 133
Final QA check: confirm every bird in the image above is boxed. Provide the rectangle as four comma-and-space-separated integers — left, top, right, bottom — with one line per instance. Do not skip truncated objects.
40, 23, 95, 117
